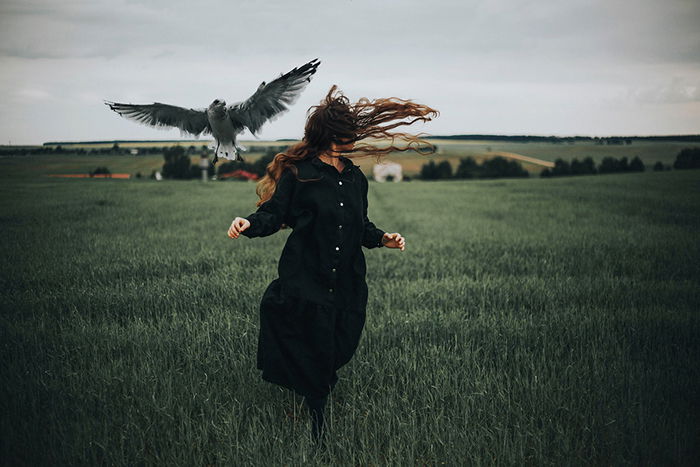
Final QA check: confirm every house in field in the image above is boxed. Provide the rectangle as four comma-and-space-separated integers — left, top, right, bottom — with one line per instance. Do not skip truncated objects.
373, 161, 403, 182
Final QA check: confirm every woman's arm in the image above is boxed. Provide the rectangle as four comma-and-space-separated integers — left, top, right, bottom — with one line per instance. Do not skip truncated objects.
359, 170, 406, 251
360, 171, 386, 249
237, 168, 295, 238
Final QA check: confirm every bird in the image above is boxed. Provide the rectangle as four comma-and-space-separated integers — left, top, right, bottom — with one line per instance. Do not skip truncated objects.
105, 58, 320, 164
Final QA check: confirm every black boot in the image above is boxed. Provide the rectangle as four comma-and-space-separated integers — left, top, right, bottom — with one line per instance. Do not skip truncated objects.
304, 394, 328, 449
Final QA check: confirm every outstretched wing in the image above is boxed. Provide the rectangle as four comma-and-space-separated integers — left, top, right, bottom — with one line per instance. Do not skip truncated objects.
229, 58, 320, 135
105, 101, 211, 136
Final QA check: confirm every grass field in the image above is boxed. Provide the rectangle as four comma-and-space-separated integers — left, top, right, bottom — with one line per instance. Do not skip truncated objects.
1, 165, 699, 465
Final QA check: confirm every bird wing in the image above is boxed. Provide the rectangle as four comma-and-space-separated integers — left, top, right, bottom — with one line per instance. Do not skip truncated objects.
229, 58, 320, 135
105, 101, 211, 136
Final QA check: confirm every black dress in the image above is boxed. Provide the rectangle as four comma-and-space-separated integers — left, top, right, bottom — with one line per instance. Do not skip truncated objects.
241, 155, 386, 399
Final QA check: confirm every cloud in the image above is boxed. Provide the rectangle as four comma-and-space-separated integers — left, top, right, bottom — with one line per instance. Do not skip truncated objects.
0, 0, 699, 143
630, 77, 700, 104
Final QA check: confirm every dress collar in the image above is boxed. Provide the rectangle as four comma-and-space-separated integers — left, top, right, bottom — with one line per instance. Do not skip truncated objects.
310, 155, 355, 173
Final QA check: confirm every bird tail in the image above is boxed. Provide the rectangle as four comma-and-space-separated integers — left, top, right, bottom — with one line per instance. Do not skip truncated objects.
214, 141, 243, 162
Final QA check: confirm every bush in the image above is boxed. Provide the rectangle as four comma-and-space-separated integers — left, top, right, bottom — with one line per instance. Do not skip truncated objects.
599, 157, 621, 174
419, 160, 441, 180
480, 157, 528, 178
629, 156, 645, 172
571, 157, 597, 175
422, 156, 527, 180
89, 166, 111, 176
454, 157, 479, 179
552, 159, 571, 176
161, 146, 192, 179
653, 161, 666, 171
673, 147, 700, 169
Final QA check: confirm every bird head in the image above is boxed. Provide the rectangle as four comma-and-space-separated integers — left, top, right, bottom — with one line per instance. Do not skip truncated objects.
210, 99, 226, 108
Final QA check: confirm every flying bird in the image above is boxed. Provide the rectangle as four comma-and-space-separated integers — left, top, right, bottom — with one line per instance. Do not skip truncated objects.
105, 58, 320, 164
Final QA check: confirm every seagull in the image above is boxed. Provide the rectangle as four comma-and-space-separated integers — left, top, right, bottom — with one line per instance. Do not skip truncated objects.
106, 58, 320, 164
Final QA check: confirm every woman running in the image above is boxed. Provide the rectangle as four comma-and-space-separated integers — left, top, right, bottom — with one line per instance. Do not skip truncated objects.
228, 85, 437, 449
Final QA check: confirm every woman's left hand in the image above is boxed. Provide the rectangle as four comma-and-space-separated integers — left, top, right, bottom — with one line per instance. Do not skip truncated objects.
382, 232, 405, 251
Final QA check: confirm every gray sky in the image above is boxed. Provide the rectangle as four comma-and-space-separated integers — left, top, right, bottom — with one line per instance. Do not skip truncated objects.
1, 0, 699, 144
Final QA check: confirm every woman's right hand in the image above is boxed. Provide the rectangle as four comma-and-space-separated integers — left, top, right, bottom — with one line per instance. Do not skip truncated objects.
228, 217, 250, 239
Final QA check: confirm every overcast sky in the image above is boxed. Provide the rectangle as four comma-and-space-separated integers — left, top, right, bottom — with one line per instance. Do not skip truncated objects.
1, 0, 699, 145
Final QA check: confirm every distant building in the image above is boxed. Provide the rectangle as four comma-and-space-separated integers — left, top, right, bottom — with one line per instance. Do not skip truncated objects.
373, 162, 403, 182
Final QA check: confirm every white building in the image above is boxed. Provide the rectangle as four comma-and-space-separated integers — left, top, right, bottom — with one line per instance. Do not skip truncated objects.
373, 161, 403, 182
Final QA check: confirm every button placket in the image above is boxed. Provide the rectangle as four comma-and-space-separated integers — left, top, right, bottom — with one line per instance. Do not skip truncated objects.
331, 172, 343, 295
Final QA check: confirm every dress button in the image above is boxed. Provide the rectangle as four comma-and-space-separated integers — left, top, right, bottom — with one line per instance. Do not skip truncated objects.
332, 268, 336, 272
329, 288, 334, 293
338, 224, 343, 229
338, 181, 343, 185
339, 202, 344, 207
335, 246, 340, 251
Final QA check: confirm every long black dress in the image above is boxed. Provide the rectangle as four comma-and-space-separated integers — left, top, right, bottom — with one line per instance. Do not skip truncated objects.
241, 155, 386, 399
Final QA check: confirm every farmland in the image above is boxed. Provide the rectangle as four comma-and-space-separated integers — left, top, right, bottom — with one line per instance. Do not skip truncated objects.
1, 158, 699, 464
3, 137, 691, 180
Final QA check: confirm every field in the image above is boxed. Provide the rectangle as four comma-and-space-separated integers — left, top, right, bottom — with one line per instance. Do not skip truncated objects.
4, 138, 691, 179
1, 159, 699, 464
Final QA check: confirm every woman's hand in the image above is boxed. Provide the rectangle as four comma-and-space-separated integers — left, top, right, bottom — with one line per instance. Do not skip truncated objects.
382, 232, 405, 251
228, 217, 250, 239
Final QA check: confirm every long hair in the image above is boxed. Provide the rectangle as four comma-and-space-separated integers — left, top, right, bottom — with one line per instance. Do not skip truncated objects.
255, 85, 438, 206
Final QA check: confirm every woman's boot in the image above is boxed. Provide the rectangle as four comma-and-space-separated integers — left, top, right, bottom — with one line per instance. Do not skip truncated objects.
304, 394, 328, 448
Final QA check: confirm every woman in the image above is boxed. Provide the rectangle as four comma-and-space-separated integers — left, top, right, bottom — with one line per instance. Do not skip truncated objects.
227, 85, 437, 448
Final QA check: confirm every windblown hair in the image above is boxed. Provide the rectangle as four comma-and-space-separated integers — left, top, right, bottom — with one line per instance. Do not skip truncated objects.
255, 85, 439, 206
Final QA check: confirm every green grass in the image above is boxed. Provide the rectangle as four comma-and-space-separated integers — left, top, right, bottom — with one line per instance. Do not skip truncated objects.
1, 167, 699, 465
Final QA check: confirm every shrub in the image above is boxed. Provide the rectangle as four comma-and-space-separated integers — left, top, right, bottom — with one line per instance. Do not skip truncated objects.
422, 156, 527, 180
161, 146, 192, 179
420, 160, 441, 180
629, 156, 645, 172
481, 156, 528, 178
673, 147, 700, 169
89, 166, 111, 176
552, 159, 571, 176
454, 157, 479, 179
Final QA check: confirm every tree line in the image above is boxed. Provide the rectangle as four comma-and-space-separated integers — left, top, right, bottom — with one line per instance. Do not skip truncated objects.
420, 156, 529, 180
541, 148, 700, 177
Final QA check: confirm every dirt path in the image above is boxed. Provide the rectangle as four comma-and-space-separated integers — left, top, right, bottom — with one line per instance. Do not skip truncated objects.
490, 151, 555, 168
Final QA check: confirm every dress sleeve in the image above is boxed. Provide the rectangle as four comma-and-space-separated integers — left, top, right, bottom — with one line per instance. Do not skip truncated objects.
360, 170, 386, 249
241, 168, 295, 238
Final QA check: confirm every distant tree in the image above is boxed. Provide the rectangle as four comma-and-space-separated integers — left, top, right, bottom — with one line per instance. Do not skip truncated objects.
552, 158, 571, 176
454, 157, 479, 179
653, 161, 665, 171
582, 157, 597, 174
89, 166, 111, 176
420, 160, 440, 180
481, 156, 528, 178
162, 145, 193, 179
540, 168, 552, 177
629, 156, 645, 172
598, 156, 619, 174
112, 143, 121, 154
570, 158, 585, 175
619, 157, 630, 171
436, 160, 453, 179
673, 147, 700, 169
